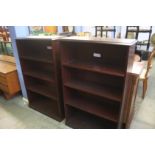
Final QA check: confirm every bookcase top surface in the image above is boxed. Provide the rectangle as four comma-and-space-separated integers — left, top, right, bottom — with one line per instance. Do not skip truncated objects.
59, 36, 137, 46
0, 61, 16, 74
16, 35, 136, 46
16, 35, 65, 40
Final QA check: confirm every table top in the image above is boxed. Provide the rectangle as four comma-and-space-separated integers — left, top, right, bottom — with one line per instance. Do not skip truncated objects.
0, 62, 16, 74
0, 55, 16, 74
0, 55, 16, 64
131, 61, 147, 75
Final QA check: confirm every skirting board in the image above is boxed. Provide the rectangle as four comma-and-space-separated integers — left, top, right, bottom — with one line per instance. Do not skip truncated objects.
22, 97, 29, 105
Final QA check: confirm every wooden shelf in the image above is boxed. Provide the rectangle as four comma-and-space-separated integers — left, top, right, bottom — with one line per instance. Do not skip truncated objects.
64, 79, 122, 102
61, 38, 135, 128
16, 38, 64, 121
63, 61, 125, 77
24, 70, 55, 83
65, 106, 117, 129
137, 42, 149, 46
96, 28, 116, 32
127, 29, 152, 33
66, 96, 119, 122
27, 84, 57, 100
28, 92, 61, 121
20, 56, 53, 64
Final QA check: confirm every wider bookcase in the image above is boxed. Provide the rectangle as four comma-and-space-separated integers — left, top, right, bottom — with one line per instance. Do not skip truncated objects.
60, 37, 136, 128
16, 37, 64, 121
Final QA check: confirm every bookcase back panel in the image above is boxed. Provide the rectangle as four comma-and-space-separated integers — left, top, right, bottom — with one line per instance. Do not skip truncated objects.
21, 59, 55, 81
65, 105, 117, 129
27, 90, 59, 117
63, 67, 124, 90
61, 42, 129, 71
64, 87, 121, 107
24, 76, 57, 97
17, 39, 53, 62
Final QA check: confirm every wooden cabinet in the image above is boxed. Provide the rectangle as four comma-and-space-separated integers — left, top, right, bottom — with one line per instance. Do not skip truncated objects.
124, 61, 147, 128
16, 37, 64, 121
59, 37, 136, 128
0, 55, 20, 99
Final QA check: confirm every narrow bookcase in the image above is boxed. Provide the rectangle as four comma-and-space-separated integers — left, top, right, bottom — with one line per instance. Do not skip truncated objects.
16, 37, 64, 121
59, 37, 136, 128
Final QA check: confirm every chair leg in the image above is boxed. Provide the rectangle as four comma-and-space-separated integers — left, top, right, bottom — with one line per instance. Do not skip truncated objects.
142, 78, 148, 99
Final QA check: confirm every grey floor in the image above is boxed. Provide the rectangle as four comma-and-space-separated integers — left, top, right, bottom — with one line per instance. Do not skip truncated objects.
0, 59, 155, 129
130, 58, 155, 129
0, 96, 70, 129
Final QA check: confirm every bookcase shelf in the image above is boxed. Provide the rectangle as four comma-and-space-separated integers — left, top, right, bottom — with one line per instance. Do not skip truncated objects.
27, 85, 57, 100
64, 80, 122, 102
65, 91, 120, 122
60, 37, 136, 128
63, 61, 125, 77
16, 38, 64, 121
28, 91, 59, 120
65, 106, 117, 129
24, 70, 55, 83
20, 56, 53, 64
21, 58, 55, 82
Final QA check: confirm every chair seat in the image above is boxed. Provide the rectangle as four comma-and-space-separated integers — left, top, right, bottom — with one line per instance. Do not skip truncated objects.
134, 54, 141, 62
139, 68, 150, 80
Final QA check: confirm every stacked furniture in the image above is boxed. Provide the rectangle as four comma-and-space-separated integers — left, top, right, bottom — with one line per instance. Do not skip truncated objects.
16, 36, 64, 121
125, 26, 152, 60
59, 37, 136, 128
0, 26, 13, 55
95, 26, 116, 38
125, 26, 152, 51
0, 55, 20, 99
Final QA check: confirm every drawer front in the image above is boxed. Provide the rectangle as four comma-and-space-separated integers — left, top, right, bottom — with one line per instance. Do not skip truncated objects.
0, 75, 7, 85
0, 83, 9, 92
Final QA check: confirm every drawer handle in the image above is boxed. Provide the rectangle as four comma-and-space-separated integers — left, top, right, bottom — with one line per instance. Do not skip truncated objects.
46, 46, 52, 50
93, 52, 102, 58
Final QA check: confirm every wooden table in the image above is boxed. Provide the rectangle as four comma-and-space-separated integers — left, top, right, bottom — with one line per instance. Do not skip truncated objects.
0, 55, 20, 99
131, 61, 147, 75
124, 61, 147, 128
0, 54, 15, 63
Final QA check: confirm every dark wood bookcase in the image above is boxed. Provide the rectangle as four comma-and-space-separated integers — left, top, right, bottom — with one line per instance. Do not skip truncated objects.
16, 37, 64, 121
59, 37, 136, 128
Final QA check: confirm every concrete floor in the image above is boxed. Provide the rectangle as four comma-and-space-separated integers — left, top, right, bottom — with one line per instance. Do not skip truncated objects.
0, 59, 155, 129
0, 96, 70, 129
130, 58, 155, 128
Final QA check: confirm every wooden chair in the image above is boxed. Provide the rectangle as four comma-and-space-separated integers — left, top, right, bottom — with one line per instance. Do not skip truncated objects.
134, 54, 141, 62
0, 26, 12, 55
0, 26, 10, 41
139, 49, 155, 98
